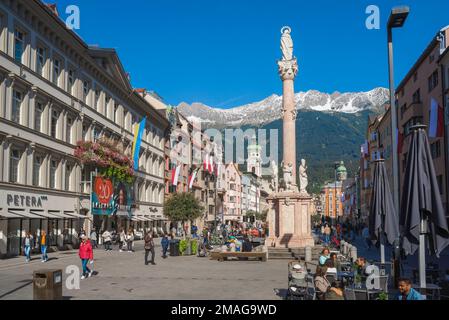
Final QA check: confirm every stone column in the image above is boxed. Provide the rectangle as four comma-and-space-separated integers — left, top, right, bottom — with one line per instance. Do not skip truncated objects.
25, 142, 36, 186
278, 59, 298, 186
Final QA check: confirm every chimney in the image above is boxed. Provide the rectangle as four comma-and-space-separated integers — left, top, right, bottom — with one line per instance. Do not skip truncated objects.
46, 4, 59, 17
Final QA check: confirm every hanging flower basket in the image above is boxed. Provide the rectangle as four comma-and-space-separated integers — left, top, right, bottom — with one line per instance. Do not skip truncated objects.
74, 140, 135, 184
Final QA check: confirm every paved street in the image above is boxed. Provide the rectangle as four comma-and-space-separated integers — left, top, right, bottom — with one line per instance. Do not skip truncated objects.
0, 241, 287, 300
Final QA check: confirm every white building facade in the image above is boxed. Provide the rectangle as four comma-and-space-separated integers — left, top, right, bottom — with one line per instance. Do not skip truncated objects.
0, 0, 168, 258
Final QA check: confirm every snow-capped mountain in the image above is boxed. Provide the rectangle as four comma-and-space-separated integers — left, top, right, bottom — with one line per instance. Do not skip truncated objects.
177, 88, 389, 128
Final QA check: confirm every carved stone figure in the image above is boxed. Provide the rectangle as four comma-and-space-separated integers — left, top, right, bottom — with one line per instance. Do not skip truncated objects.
299, 159, 308, 195
283, 162, 293, 191
280, 26, 293, 61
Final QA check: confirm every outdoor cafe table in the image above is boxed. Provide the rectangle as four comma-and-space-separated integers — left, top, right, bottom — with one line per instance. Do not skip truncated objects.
412, 283, 442, 300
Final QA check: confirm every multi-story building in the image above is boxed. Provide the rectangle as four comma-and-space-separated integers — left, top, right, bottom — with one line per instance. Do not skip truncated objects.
223, 163, 242, 224
241, 173, 259, 222
321, 181, 343, 221
396, 26, 449, 210
441, 47, 449, 203
0, 1, 168, 258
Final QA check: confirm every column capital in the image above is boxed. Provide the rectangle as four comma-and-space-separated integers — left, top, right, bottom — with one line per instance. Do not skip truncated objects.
277, 59, 298, 81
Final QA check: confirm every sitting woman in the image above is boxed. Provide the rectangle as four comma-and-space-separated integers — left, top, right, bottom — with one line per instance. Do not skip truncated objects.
319, 248, 331, 266
330, 252, 342, 272
314, 266, 344, 300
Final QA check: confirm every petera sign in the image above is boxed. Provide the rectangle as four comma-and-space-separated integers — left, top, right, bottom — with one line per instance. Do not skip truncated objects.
2, 192, 48, 210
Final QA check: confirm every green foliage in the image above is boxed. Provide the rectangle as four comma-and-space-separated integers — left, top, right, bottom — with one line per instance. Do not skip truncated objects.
378, 292, 388, 300
311, 214, 322, 225
256, 210, 268, 222
179, 239, 188, 255
163, 192, 204, 222
191, 240, 198, 255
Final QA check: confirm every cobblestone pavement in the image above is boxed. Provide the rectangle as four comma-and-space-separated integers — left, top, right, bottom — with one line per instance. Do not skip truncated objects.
0, 241, 288, 300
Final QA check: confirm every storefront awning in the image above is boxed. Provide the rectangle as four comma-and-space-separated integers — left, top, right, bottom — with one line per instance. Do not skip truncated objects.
64, 212, 88, 219
10, 210, 46, 219
0, 211, 23, 219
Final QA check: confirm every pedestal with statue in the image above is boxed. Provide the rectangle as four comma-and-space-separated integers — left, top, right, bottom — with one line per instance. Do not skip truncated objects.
267, 27, 314, 248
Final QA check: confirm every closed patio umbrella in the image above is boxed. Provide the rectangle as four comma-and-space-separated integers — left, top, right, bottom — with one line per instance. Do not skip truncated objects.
369, 159, 399, 264
400, 125, 449, 289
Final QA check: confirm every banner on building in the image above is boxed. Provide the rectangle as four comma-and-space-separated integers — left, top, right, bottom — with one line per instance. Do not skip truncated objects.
132, 117, 147, 170
91, 175, 134, 217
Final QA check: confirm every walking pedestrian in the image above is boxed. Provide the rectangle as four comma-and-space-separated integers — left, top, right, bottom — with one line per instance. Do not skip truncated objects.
102, 229, 112, 251
79, 235, 93, 279
23, 232, 33, 262
126, 228, 134, 252
161, 234, 169, 258
39, 231, 49, 262
90, 229, 98, 249
324, 224, 331, 245
362, 225, 371, 250
119, 228, 126, 252
144, 231, 155, 265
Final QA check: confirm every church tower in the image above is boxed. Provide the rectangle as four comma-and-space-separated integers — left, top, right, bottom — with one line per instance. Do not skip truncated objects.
247, 135, 262, 177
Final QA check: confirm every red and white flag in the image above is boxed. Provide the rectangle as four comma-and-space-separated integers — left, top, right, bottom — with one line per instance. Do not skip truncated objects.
203, 154, 209, 171
208, 155, 214, 174
188, 168, 198, 189
171, 165, 181, 186
429, 98, 444, 138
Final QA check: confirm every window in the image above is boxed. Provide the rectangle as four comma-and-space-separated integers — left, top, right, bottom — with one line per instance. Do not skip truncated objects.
35, 102, 43, 132
11, 90, 22, 124
114, 103, 119, 122
400, 103, 407, 119
83, 80, 90, 104
431, 141, 441, 159
404, 117, 423, 136
50, 159, 58, 189
68, 69, 75, 95
413, 72, 418, 82
36, 46, 46, 76
51, 109, 59, 139
66, 116, 73, 144
10, 149, 21, 183
82, 123, 89, 141
53, 58, 61, 86
428, 70, 438, 92
437, 175, 443, 195
33, 154, 42, 186
412, 89, 421, 103
93, 127, 101, 141
14, 29, 25, 63
65, 163, 72, 191
402, 153, 408, 172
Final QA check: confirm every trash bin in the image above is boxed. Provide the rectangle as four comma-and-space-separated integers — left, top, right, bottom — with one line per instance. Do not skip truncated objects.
170, 239, 180, 256
33, 269, 63, 300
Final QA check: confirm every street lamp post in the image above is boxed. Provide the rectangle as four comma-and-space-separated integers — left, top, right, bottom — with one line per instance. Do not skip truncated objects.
334, 161, 340, 227
387, 6, 409, 284
387, 6, 409, 222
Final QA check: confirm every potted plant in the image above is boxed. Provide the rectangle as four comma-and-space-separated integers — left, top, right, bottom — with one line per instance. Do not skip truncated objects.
377, 292, 388, 300
184, 238, 192, 255
179, 239, 188, 256
191, 239, 198, 255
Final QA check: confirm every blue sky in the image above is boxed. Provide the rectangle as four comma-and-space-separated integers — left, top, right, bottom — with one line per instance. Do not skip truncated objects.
53, 0, 449, 108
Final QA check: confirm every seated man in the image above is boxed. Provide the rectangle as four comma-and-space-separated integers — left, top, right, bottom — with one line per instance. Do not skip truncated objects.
397, 278, 424, 300
355, 257, 371, 282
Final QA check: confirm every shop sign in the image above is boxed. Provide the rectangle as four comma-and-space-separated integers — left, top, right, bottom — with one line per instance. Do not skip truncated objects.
4, 193, 48, 209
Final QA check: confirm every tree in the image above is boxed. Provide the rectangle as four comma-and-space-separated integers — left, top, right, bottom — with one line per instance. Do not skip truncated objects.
256, 209, 268, 222
163, 192, 204, 223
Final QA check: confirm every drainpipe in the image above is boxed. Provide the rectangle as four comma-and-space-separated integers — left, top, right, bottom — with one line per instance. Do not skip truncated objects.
442, 61, 449, 212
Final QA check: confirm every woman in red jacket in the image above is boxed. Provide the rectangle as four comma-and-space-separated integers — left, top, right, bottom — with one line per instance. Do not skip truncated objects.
79, 235, 94, 279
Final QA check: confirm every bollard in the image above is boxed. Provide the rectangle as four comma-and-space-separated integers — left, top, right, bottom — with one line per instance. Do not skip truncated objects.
346, 244, 352, 257
350, 246, 358, 262
340, 240, 345, 253
305, 246, 312, 262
